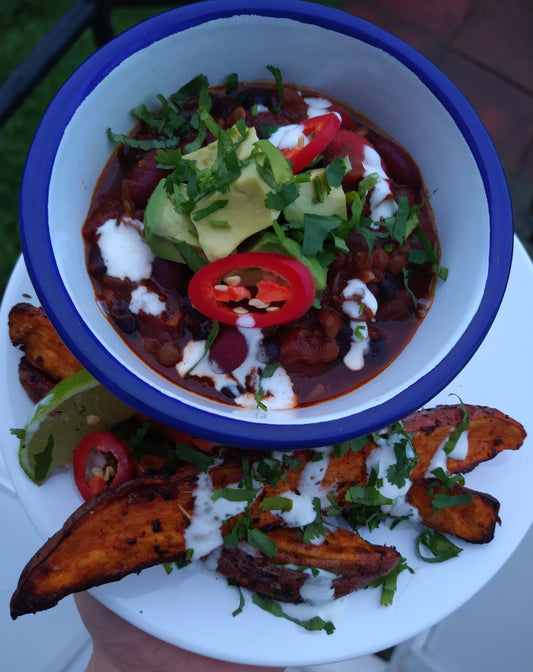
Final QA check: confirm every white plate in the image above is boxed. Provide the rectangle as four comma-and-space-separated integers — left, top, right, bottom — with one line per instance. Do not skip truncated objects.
1, 242, 532, 668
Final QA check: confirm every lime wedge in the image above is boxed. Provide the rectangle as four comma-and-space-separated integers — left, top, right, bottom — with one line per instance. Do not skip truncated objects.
16, 369, 135, 484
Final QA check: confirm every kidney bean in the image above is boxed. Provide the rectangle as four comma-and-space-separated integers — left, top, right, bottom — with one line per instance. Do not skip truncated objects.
367, 131, 421, 189
209, 324, 249, 373
152, 257, 190, 291
122, 151, 168, 210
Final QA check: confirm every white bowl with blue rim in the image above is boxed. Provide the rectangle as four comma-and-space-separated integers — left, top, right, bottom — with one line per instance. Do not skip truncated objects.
19, 0, 513, 449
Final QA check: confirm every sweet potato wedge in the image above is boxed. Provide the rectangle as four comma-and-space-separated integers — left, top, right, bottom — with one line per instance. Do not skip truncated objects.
10, 467, 198, 619
17, 356, 58, 403
407, 479, 501, 543
9, 303, 83, 385
215, 527, 401, 603
405, 404, 526, 481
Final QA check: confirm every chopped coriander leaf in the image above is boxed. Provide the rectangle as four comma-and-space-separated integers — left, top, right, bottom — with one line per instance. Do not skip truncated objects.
345, 484, 393, 507
431, 490, 473, 511
442, 395, 469, 455
258, 122, 280, 139
302, 497, 329, 543
343, 504, 388, 532
386, 435, 418, 488
325, 492, 342, 517
231, 583, 246, 617
248, 527, 278, 558
389, 195, 410, 243
408, 246, 431, 265
212, 486, 259, 503
184, 320, 219, 376
367, 557, 413, 605
266, 65, 284, 111
171, 240, 207, 273
107, 129, 180, 151
358, 172, 379, 197
255, 363, 280, 410
252, 593, 335, 634
325, 156, 350, 189
264, 181, 300, 210
254, 458, 283, 487
260, 495, 293, 512
254, 139, 294, 184
169, 73, 210, 109
192, 199, 229, 221
312, 175, 325, 203
223, 515, 250, 548
174, 443, 214, 472
414, 222, 440, 270
416, 529, 463, 563
430, 466, 465, 490
183, 122, 207, 154
225, 72, 239, 94
333, 434, 372, 457
354, 324, 366, 340
240, 457, 255, 491
301, 213, 343, 257
282, 453, 303, 471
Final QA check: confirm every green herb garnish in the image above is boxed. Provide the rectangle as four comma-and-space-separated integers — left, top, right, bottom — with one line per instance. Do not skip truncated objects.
252, 593, 335, 634
367, 557, 413, 605
416, 530, 463, 563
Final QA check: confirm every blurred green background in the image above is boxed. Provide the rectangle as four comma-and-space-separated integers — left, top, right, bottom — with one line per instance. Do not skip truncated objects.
0, 1, 173, 298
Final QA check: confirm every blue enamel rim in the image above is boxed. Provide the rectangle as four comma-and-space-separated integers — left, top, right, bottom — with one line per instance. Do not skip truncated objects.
19, 0, 513, 449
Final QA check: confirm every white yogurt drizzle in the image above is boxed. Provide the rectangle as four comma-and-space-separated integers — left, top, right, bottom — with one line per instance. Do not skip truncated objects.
425, 430, 470, 477
96, 99, 405, 410
182, 416, 448, 613
341, 278, 378, 372
129, 285, 165, 316
176, 327, 297, 410
366, 431, 420, 520
97, 217, 154, 282
184, 469, 252, 560
270, 96, 398, 223
299, 566, 337, 604
276, 448, 332, 537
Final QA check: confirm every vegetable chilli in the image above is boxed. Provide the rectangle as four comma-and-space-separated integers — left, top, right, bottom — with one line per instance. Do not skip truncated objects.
82, 69, 444, 410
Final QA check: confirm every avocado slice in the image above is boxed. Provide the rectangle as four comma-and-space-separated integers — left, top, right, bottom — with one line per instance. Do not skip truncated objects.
283, 168, 347, 224
143, 126, 279, 263
144, 179, 203, 264
191, 161, 279, 261
185, 124, 258, 167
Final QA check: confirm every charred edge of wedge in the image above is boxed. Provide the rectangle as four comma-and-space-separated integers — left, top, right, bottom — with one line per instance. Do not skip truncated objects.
10, 468, 198, 619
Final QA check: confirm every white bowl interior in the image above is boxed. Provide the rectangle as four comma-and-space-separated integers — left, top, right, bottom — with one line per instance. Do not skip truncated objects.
49, 15, 488, 427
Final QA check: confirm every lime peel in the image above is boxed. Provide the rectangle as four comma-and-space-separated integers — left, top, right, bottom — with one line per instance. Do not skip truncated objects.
16, 369, 135, 484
